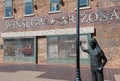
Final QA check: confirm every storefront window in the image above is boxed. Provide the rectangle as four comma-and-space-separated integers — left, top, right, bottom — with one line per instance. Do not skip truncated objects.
4, 38, 34, 57
47, 36, 76, 58
47, 35, 89, 64
47, 37, 58, 58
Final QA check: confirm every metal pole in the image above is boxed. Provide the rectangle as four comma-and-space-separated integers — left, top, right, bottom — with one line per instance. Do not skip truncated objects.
75, 0, 82, 81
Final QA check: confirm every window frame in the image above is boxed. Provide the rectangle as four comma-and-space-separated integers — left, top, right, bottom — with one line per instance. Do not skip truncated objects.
50, 0, 61, 13
4, 0, 13, 18
24, 0, 34, 16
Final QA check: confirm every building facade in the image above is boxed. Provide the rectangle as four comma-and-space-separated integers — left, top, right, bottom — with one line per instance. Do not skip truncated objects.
0, 0, 120, 68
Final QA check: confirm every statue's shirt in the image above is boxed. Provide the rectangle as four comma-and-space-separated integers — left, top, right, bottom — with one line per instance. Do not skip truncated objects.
88, 48, 103, 67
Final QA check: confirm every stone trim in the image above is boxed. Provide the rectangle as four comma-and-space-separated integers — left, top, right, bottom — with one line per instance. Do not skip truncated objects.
1, 27, 94, 38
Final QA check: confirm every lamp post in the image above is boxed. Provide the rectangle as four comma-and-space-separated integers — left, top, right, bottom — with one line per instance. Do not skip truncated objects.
75, 0, 82, 81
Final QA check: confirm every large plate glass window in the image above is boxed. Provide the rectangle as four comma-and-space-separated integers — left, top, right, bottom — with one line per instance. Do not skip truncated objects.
4, 0, 13, 17
4, 38, 34, 57
50, 0, 60, 12
79, 0, 88, 7
47, 35, 89, 64
4, 38, 35, 63
24, 0, 33, 15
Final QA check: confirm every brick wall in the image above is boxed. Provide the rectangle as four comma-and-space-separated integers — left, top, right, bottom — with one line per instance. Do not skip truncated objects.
1, 0, 115, 19
0, 0, 120, 19
0, 37, 3, 63
94, 23, 120, 68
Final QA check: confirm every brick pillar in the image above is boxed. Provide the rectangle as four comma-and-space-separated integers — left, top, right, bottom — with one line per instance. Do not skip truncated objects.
0, 38, 3, 63
37, 37, 47, 64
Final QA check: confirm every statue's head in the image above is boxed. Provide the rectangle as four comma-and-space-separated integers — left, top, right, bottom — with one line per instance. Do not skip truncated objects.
89, 38, 97, 48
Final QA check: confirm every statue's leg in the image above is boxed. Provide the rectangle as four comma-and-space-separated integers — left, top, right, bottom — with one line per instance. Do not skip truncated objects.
96, 69, 104, 81
91, 69, 97, 81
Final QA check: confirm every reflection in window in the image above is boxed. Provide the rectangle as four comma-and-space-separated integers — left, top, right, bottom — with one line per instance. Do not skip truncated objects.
50, 0, 60, 12
47, 36, 76, 58
4, 0, 13, 17
4, 38, 34, 57
47, 35, 89, 59
47, 37, 58, 58
24, 0, 33, 15
79, 0, 88, 7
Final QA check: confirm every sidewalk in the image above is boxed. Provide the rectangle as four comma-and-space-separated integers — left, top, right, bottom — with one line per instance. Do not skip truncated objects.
0, 63, 119, 81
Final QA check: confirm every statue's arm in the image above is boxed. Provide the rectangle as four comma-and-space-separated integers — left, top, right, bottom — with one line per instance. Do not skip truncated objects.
101, 56, 107, 68
80, 41, 89, 53
100, 50, 107, 68
81, 46, 89, 53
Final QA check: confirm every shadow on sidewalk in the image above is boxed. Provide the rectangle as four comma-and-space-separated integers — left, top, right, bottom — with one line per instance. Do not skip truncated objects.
0, 63, 119, 81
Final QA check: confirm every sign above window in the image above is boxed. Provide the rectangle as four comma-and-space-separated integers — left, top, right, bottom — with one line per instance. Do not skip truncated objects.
1, 7, 120, 31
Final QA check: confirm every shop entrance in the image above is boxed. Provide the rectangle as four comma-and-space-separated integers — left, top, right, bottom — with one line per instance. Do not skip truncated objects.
3, 38, 36, 63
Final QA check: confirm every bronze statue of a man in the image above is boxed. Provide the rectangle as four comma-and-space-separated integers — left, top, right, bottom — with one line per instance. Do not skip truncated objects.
80, 38, 107, 81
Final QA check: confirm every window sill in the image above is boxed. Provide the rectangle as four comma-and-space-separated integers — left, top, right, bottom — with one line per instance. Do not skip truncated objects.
4, 16, 14, 20
24, 14, 35, 17
49, 10, 62, 14
75, 6, 91, 10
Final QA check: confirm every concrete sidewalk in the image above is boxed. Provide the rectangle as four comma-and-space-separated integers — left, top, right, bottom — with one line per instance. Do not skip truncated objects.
0, 63, 119, 81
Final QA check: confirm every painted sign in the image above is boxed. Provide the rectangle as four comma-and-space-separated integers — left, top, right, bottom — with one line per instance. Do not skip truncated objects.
3, 8, 120, 30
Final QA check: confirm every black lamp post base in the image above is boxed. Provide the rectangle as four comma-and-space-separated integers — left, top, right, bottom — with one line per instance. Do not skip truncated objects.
75, 78, 82, 81
75, 69, 82, 81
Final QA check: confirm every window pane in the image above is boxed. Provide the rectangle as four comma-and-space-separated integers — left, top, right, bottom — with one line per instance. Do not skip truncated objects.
5, 0, 12, 7
25, 0, 32, 3
4, 38, 34, 57
50, 0, 59, 3
24, 0, 33, 15
4, 0, 12, 17
50, 0, 60, 12
47, 36, 76, 58
5, 7, 12, 17
47, 37, 58, 58
4, 39, 18, 56
18, 38, 34, 57
79, 0, 88, 7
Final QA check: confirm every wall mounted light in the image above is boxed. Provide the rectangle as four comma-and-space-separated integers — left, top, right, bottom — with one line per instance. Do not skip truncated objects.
13, 0, 17, 13
13, 8, 17, 13
60, 0, 64, 6
34, 4, 38, 10
34, 0, 38, 10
